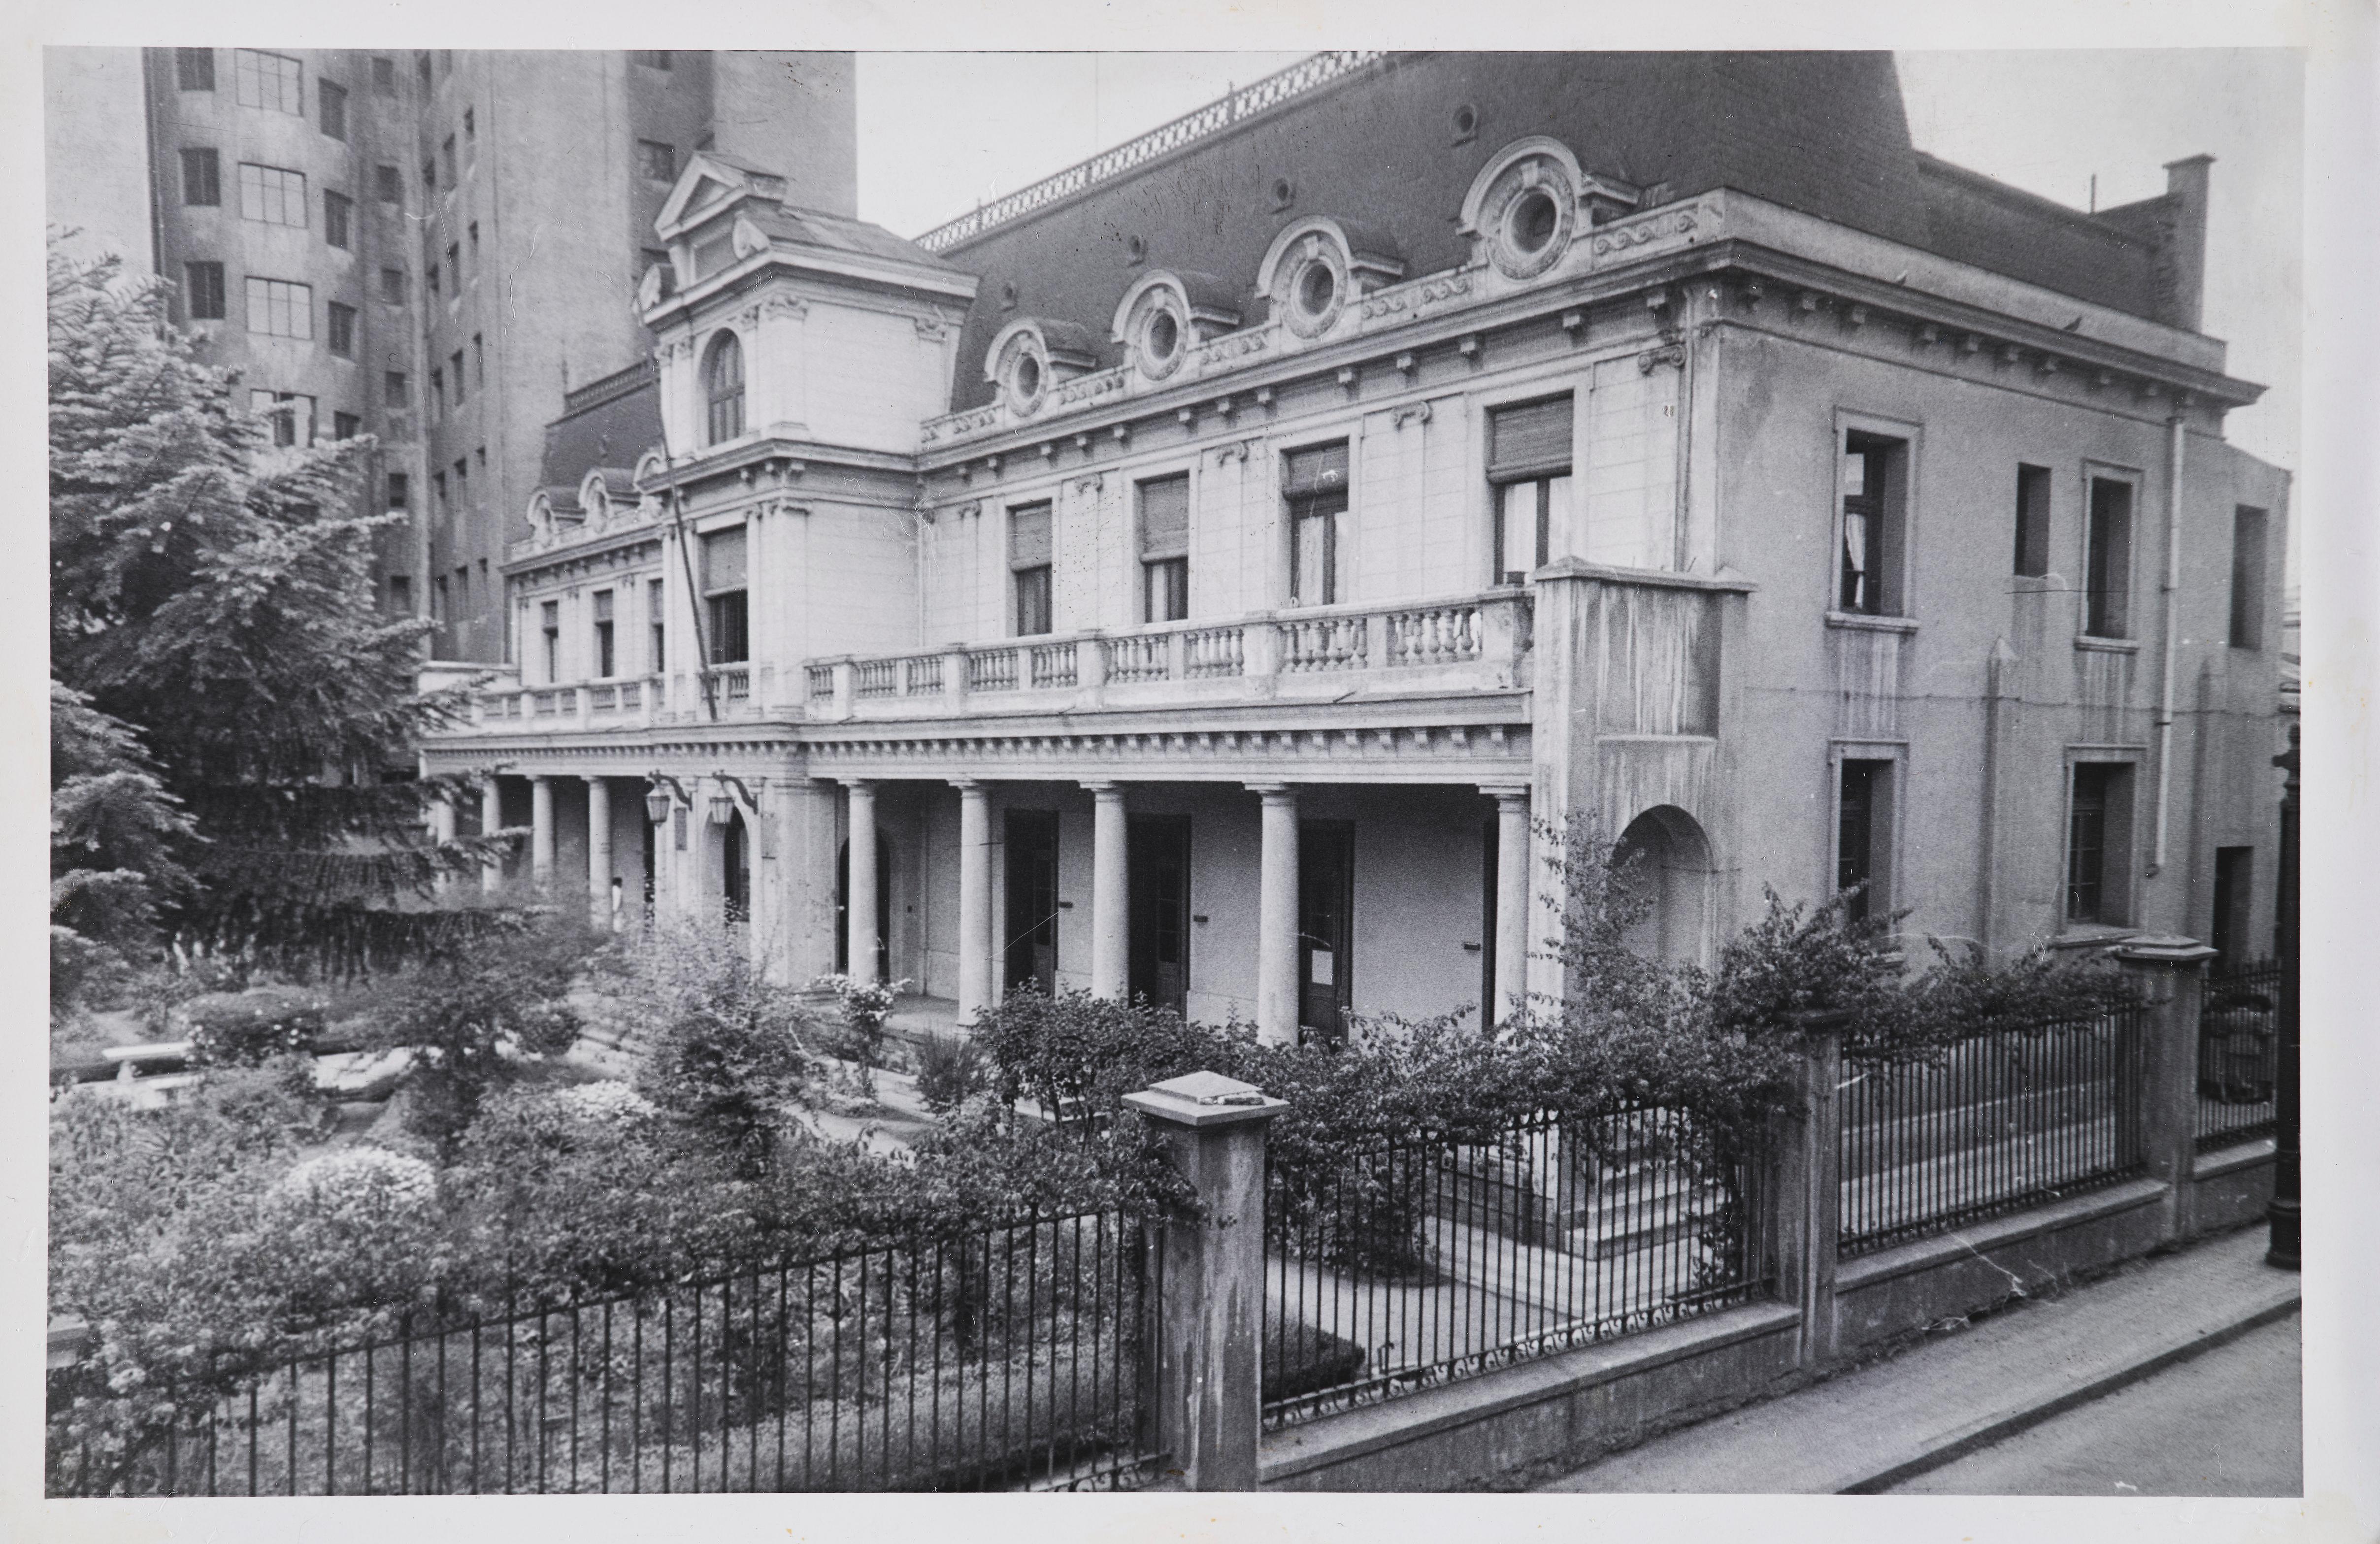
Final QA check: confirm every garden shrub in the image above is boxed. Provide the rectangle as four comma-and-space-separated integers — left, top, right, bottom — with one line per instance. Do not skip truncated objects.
1261, 1321, 1368, 1405
179, 985, 328, 1066
912, 1031, 990, 1114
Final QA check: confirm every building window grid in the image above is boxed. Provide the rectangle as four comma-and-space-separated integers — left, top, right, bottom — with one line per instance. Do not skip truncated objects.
237, 163, 308, 228
2229, 505, 2268, 649
323, 191, 353, 249
1838, 434, 1904, 616
704, 331, 745, 445
648, 578, 666, 673
1837, 758, 1890, 924
2066, 764, 2116, 922
1138, 474, 1190, 624
326, 301, 356, 357
593, 591, 616, 678
1488, 396, 1575, 586
244, 277, 312, 339
319, 79, 348, 141
541, 600, 561, 682
183, 261, 226, 321
180, 147, 220, 206
233, 49, 304, 114
1283, 443, 1350, 607
2014, 464, 2053, 579
701, 527, 751, 665
376, 163, 402, 203
176, 49, 215, 92
2084, 477, 2135, 639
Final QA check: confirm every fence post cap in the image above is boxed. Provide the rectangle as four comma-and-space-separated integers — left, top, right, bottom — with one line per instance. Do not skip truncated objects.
1122, 1069, 1287, 1129
2110, 934, 2219, 966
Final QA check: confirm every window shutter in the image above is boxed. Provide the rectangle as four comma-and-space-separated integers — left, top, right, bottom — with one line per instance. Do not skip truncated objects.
1009, 503, 1053, 568
1138, 475, 1189, 558
1488, 396, 1573, 479
1281, 442, 1350, 498
701, 526, 747, 593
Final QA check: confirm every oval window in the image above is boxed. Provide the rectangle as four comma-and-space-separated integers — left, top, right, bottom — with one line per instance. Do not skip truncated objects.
1012, 352, 1042, 401
1297, 261, 1337, 318
1146, 309, 1180, 361
1509, 188, 1560, 255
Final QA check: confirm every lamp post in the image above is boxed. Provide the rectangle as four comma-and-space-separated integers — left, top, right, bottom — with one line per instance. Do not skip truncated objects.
2266, 721, 2299, 1270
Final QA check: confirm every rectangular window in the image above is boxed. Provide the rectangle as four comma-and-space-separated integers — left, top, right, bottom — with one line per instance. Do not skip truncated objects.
441, 135, 458, 188
648, 578, 666, 673
1837, 759, 1893, 924
375, 163, 401, 202
2014, 464, 2052, 578
388, 574, 411, 616
2066, 762, 2135, 924
701, 526, 750, 665
386, 470, 409, 510
446, 243, 461, 297
541, 600, 561, 682
431, 574, 448, 623
176, 48, 214, 92
243, 277, 312, 338
472, 333, 485, 387
380, 265, 405, 304
384, 369, 408, 405
318, 79, 347, 140
2229, 505, 2268, 649
592, 590, 616, 678
1839, 431, 1907, 615
323, 191, 352, 249
2084, 477, 2134, 638
372, 56, 397, 97
1009, 503, 1054, 636
1284, 442, 1350, 606
233, 49, 303, 114
637, 139, 676, 183
331, 411, 360, 440
180, 147, 220, 206
326, 301, 356, 357
236, 163, 307, 227
1138, 474, 1190, 623
633, 50, 674, 69
248, 389, 314, 448
2210, 846, 2255, 964
1489, 396, 1574, 585
183, 261, 225, 321
450, 350, 466, 403
422, 156, 437, 193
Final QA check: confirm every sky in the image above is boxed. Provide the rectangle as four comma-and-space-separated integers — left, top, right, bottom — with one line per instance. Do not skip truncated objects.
855, 51, 2302, 479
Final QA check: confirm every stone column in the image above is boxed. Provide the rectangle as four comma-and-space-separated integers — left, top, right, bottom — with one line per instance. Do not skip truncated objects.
585, 776, 614, 931
1251, 783, 1300, 1046
529, 776, 555, 889
2112, 934, 2218, 1242
429, 793, 458, 895
1488, 785, 1531, 1024
1085, 781, 1129, 1000
954, 778, 992, 1021
845, 780, 880, 984
480, 777, 503, 894
1121, 1070, 1287, 1492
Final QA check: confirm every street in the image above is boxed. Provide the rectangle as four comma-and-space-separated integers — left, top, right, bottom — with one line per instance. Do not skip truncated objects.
1886, 1314, 2301, 1497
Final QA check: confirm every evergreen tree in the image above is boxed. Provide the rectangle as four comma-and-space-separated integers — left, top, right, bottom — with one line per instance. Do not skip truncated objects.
49, 239, 497, 982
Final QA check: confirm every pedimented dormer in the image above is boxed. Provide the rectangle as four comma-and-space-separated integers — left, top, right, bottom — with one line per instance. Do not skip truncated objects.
641, 152, 980, 460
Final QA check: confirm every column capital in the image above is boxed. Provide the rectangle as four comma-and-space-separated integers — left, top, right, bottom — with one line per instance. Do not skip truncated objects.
949, 776, 986, 793
836, 776, 879, 794
1081, 779, 1126, 797
1244, 781, 1298, 799
1480, 782, 1531, 803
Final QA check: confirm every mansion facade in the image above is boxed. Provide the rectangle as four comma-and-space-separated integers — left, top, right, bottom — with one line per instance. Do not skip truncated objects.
417, 52, 2289, 1044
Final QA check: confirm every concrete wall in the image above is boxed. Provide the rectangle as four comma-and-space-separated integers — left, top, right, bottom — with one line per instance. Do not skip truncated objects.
45, 49, 155, 269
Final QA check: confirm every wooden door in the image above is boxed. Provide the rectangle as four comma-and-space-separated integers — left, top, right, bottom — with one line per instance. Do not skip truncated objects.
1298, 820, 1354, 1043
1004, 809, 1059, 995
1128, 815, 1191, 1016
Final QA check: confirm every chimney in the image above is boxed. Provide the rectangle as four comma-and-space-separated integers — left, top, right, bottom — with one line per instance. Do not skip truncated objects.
2160, 154, 2213, 332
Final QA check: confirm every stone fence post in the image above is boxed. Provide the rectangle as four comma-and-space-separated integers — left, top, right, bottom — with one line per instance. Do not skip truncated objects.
1772, 1016, 1845, 1371
2111, 934, 2217, 1241
1121, 1070, 1287, 1492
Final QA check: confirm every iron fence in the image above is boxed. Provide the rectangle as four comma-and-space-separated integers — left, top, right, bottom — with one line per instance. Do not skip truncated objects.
2197, 958, 2283, 1150
48, 1210, 1161, 1497
1838, 1006, 2146, 1258
1260, 1105, 1769, 1430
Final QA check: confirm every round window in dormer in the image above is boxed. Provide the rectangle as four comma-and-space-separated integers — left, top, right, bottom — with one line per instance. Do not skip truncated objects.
1472, 147, 1581, 281
1508, 188, 1561, 256
1013, 352, 1042, 402
1147, 310, 1180, 363
1298, 262, 1338, 319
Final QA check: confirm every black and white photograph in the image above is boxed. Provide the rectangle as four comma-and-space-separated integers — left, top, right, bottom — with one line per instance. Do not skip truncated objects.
15, 7, 2375, 1541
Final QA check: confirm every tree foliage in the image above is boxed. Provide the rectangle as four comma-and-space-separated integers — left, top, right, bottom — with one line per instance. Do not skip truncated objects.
47, 241, 494, 980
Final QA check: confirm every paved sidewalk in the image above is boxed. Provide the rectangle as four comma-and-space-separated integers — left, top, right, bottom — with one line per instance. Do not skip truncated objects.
1537, 1226, 2301, 1494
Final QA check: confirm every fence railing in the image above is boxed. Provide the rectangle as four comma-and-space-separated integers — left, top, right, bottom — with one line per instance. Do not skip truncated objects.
49, 1211, 1161, 1497
2197, 958, 2282, 1150
1838, 1007, 2146, 1259
1259, 1105, 1768, 1431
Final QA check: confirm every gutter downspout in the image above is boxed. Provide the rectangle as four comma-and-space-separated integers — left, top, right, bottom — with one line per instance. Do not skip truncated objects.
2149, 410, 2186, 875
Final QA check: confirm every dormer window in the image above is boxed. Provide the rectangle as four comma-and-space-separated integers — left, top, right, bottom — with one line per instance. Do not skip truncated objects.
704, 331, 745, 445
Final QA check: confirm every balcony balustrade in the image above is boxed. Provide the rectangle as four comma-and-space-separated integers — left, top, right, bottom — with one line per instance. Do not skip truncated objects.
804, 590, 1532, 723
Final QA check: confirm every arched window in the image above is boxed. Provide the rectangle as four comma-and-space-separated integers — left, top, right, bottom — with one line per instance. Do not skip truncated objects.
703, 330, 744, 445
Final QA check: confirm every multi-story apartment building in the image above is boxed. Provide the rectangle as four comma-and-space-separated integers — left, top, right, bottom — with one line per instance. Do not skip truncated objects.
45, 47, 856, 657
421, 52, 2290, 1043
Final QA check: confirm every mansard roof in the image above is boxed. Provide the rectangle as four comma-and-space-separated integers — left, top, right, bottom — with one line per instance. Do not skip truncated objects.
923, 51, 2203, 412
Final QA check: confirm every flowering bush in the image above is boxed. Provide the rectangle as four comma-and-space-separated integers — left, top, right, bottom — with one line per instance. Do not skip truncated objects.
180, 985, 328, 1066
810, 973, 908, 1091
